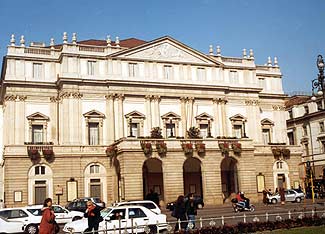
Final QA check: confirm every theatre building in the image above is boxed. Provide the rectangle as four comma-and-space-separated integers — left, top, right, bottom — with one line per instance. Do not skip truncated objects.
0, 33, 302, 207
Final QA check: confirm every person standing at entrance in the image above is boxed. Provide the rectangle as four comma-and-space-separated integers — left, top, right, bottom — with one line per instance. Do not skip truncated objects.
185, 193, 197, 230
84, 200, 102, 234
279, 187, 285, 205
39, 198, 56, 234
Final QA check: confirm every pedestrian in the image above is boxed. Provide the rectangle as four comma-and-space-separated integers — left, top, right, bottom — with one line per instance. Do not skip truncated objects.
39, 198, 58, 234
146, 189, 160, 207
279, 187, 285, 205
185, 193, 197, 230
84, 200, 102, 234
0, 199, 6, 209
173, 195, 187, 231
262, 188, 268, 205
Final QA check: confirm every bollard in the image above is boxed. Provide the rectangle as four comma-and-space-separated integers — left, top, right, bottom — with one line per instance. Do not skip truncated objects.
113, 225, 116, 234
135, 222, 138, 234
156, 220, 159, 234
265, 213, 269, 222
199, 217, 203, 228
221, 216, 224, 226
243, 213, 246, 223
178, 219, 181, 231
288, 211, 291, 219
312, 209, 315, 218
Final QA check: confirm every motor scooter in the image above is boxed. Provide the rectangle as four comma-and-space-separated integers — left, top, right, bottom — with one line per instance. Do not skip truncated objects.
231, 198, 255, 213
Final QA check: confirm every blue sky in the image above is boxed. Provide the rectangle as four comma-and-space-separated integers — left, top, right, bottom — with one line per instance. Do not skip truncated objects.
0, 0, 324, 94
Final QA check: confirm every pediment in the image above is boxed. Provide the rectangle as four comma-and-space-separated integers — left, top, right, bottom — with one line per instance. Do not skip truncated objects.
161, 111, 181, 119
229, 114, 246, 121
27, 112, 49, 121
261, 118, 274, 126
195, 112, 214, 120
125, 110, 145, 119
112, 36, 219, 65
83, 110, 105, 118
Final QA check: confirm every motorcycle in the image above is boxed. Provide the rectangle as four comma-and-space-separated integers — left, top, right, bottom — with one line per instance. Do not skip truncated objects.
231, 198, 255, 213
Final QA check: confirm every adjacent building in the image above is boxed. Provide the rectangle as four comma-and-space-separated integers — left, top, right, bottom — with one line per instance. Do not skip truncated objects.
285, 95, 325, 182
0, 33, 302, 207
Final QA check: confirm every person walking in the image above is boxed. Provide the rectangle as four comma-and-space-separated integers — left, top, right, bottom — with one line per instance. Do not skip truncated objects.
0, 199, 6, 209
173, 195, 187, 231
84, 200, 102, 234
39, 198, 57, 234
262, 188, 268, 205
185, 193, 197, 230
279, 187, 285, 205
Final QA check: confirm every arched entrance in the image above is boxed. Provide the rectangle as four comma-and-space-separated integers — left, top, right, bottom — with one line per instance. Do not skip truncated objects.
84, 163, 107, 203
221, 157, 239, 199
273, 160, 290, 190
183, 157, 203, 197
143, 158, 164, 201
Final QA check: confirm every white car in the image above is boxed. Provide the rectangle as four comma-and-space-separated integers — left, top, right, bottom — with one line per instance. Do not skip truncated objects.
0, 207, 41, 234
26, 204, 84, 224
113, 200, 161, 214
0, 216, 25, 234
63, 205, 168, 234
267, 189, 305, 204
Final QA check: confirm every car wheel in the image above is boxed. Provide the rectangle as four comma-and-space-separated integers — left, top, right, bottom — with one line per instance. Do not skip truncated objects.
25, 224, 38, 234
272, 198, 277, 204
295, 197, 302, 203
250, 205, 255, 212
72, 216, 82, 221
197, 204, 203, 209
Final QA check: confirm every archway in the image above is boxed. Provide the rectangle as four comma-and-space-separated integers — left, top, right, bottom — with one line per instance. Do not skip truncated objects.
142, 158, 164, 201
220, 157, 238, 199
84, 163, 107, 203
183, 157, 203, 197
273, 160, 290, 190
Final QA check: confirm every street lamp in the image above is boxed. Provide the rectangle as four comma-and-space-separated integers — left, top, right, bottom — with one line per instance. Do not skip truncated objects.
169, 117, 174, 138
311, 55, 325, 109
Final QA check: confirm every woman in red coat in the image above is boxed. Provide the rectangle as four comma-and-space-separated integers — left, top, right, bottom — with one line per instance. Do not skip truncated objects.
39, 198, 56, 234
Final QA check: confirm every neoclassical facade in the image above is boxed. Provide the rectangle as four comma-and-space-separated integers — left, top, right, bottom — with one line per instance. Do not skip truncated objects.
0, 33, 302, 207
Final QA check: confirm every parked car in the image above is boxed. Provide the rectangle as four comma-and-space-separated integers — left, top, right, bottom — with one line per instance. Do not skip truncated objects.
166, 194, 204, 211
112, 200, 161, 214
0, 207, 41, 234
0, 216, 26, 234
65, 197, 105, 212
25, 205, 84, 224
63, 205, 168, 234
267, 189, 305, 204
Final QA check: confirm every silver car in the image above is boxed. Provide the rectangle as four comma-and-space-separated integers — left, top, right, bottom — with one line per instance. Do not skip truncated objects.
268, 189, 304, 204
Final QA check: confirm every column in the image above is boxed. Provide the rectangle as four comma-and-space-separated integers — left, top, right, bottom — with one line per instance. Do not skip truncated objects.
154, 96, 161, 128
59, 91, 71, 145
150, 96, 156, 127
4, 95, 16, 145
15, 95, 26, 144
116, 94, 125, 139
50, 96, 59, 145
180, 97, 187, 137
144, 95, 152, 135
70, 92, 83, 144
188, 97, 194, 127
105, 94, 115, 144
220, 99, 228, 137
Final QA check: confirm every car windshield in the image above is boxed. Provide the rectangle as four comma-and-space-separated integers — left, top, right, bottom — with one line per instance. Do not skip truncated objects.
27, 208, 42, 216
100, 208, 112, 218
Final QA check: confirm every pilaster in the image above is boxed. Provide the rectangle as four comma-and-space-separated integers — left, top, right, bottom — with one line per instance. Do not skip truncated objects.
144, 95, 152, 135
105, 94, 115, 144
180, 97, 187, 137
50, 96, 60, 145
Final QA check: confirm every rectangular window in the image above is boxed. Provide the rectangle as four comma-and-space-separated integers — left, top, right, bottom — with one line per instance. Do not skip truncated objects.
166, 123, 175, 137
304, 106, 309, 115
131, 123, 139, 137
90, 165, 99, 174
262, 129, 271, 144
89, 122, 99, 145
164, 65, 173, 79
322, 141, 325, 153
287, 131, 295, 145
320, 122, 325, 133
234, 124, 242, 138
35, 166, 45, 175
258, 78, 266, 89
303, 126, 308, 136
87, 61, 96, 75
197, 68, 206, 81
200, 124, 208, 138
288, 110, 293, 119
129, 63, 137, 77
229, 71, 239, 83
317, 101, 323, 111
33, 63, 42, 79
304, 143, 309, 156
32, 125, 43, 144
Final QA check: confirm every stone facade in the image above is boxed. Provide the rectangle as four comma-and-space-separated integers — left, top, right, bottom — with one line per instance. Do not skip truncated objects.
0, 33, 302, 207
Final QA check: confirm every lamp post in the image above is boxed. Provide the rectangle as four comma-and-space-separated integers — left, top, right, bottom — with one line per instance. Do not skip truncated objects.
207, 118, 212, 138
169, 117, 174, 138
128, 117, 133, 137
311, 55, 325, 109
